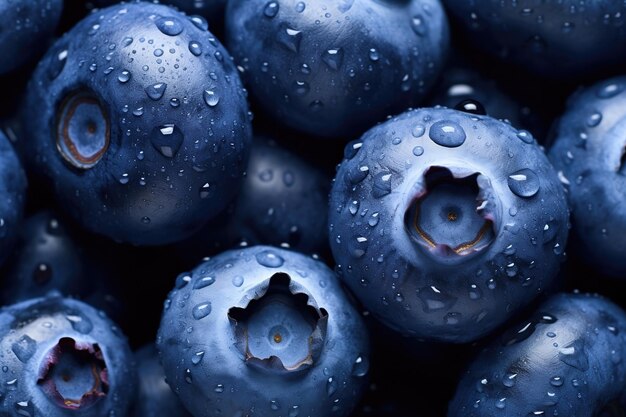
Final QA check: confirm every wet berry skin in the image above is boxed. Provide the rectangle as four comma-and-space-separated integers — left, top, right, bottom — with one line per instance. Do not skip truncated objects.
427, 66, 544, 141
0, 211, 124, 319
157, 245, 370, 417
0, 0, 63, 75
225, 0, 449, 139
92, 0, 225, 22
329, 107, 569, 343
549, 77, 626, 278
442, 0, 626, 79
0, 130, 27, 269
0, 293, 136, 417
20, 2, 252, 245
177, 136, 330, 263
131, 344, 192, 417
448, 293, 626, 417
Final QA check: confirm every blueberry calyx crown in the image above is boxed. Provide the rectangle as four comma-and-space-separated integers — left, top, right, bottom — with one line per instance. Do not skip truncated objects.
228, 273, 328, 374
405, 166, 497, 264
37, 337, 109, 409
56, 90, 110, 170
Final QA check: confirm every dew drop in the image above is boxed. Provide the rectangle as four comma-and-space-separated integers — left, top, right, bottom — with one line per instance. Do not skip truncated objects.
550, 376, 564, 387
327, 377, 338, 397
193, 276, 215, 289
322, 48, 344, 70
255, 250, 285, 268
502, 372, 517, 387
14, 400, 34, 417
145, 83, 167, 100
192, 351, 205, 365
192, 302, 212, 320
429, 120, 466, 147
264, 1, 279, 17
411, 15, 427, 36
156, 17, 184, 36
199, 183, 211, 199
151, 124, 184, 158
586, 112, 602, 127
189, 15, 209, 31
558, 339, 589, 371
175, 273, 192, 289
412, 124, 426, 138
517, 130, 534, 144
351, 355, 369, 377
293, 80, 310, 96
508, 169, 540, 198
412, 146, 424, 156
188, 41, 202, 56
372, 171, 392, 198
277, 24, 302, 53
65, 313, 93, 334
203, 90, 220, 107
117, 70, 131, 83
597, 82, 624, 98
11, 336, 37, 363
417, 286, 457, 312
48, 49, 68, 80
346, 165, 369, 184
495, 398, 506, 409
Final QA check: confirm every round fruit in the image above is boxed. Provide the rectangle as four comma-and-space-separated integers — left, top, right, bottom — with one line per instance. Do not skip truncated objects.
329, 107, 569, 342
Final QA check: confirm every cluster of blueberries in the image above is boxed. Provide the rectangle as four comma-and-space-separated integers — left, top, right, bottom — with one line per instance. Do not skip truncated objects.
1, 0, 626, 416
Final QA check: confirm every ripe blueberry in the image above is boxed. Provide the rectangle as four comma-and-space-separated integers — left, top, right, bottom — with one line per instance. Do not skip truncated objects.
21, 3, 252, 245
442, 0, 626, 79
0, 0, 63, 74
91, 0, 226, 28
0, 210, 124, 321
549, 76, 626, 277
448, 293, 626, 416
0, 294, 136, 416
158, 246, 370, 417
0, 130, 27, 269
225, 0, 449, 138
177, 136, 330, 263
131, 344, 192, 417
329, 107, 569, 342
427, 65, 543, 140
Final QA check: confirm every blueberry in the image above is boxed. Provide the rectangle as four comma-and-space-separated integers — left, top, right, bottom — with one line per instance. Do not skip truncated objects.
91, 0, 226, 27
0, 130, 27, 269
0, 0, 63, 74
549, 76, 626, 277
177, 136, 330, 262
158, 245, 370, 417
0, 211, 88, 304
0, 293, 136, 416
131, 344, 192, 417
329, 107, 569, 343
225, 0, 449, 138
427, 66, 543, 140
442, 0, 626, 79
0, 211, 124, 320
448, 292, 626, 416
20, 2, 252, 245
